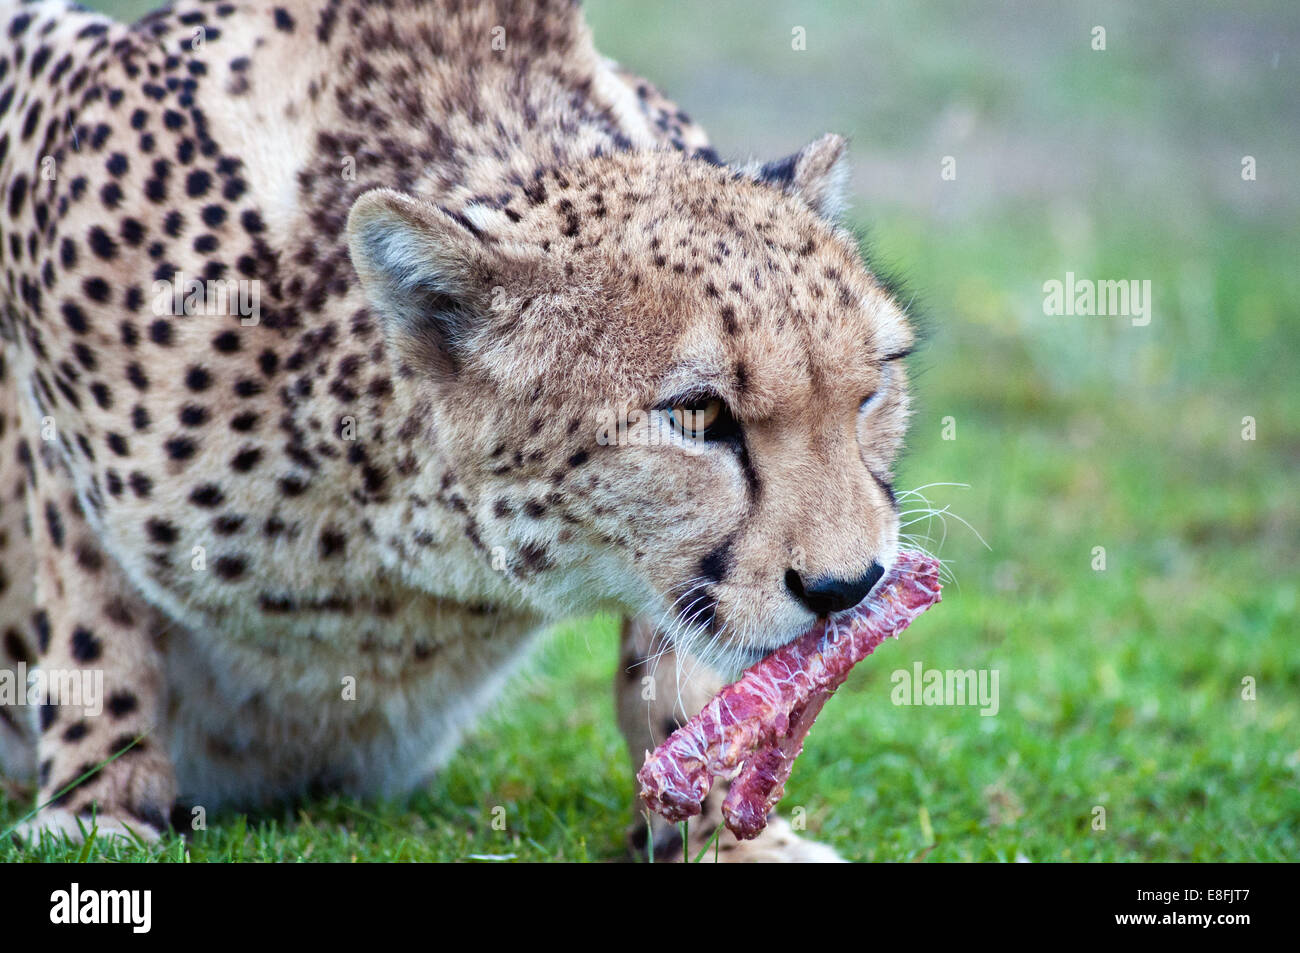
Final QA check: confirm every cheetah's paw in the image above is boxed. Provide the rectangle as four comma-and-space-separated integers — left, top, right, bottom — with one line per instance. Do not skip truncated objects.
11, 807, 163, 848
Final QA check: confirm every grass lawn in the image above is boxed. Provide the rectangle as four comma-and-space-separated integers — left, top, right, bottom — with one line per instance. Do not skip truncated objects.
2, 0, 1296, 861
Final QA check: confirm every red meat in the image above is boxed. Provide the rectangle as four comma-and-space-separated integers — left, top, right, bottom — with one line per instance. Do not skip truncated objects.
637, 550, 942, 839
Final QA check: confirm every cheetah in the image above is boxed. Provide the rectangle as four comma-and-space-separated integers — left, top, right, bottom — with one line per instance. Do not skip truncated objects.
0, 0, 915, 862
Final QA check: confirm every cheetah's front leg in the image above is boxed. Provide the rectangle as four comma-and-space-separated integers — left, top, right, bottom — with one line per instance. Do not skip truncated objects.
15, 471, 176, 846
615, 616, 844, 862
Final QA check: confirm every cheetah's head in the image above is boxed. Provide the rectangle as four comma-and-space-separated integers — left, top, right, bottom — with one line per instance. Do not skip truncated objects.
347, 134, 915, 673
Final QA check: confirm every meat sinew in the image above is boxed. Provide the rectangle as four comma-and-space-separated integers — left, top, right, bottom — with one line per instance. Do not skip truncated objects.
637, 550, 942, 839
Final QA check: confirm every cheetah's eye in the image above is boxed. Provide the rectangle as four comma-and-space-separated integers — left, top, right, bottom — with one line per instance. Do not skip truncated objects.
665, 397, 729, 440
860, 366, 893, 413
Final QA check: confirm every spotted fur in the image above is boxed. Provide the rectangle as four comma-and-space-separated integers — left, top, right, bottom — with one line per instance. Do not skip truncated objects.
0, 0, 914, 860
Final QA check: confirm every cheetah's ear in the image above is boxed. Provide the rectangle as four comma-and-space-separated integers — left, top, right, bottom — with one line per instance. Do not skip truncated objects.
754, 133, 850, 222
347, 188, 529, 376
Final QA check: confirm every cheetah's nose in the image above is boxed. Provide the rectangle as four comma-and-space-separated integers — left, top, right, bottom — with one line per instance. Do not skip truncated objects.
784, 562, 885, 616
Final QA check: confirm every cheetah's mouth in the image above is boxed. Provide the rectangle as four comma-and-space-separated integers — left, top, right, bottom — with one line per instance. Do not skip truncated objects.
638, 550, 943, 840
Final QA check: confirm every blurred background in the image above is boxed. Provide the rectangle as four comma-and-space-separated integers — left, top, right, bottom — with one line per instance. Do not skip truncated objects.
66, 0, 1297, 860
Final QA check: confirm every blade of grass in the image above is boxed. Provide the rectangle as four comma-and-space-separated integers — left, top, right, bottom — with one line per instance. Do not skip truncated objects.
691, 822, 723, 863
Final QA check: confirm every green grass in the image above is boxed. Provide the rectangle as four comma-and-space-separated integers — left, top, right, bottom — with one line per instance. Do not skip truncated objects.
3, 0, 1296, 861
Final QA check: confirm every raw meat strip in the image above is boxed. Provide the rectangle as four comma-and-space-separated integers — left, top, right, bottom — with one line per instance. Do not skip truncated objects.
637, 550, 942, 838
